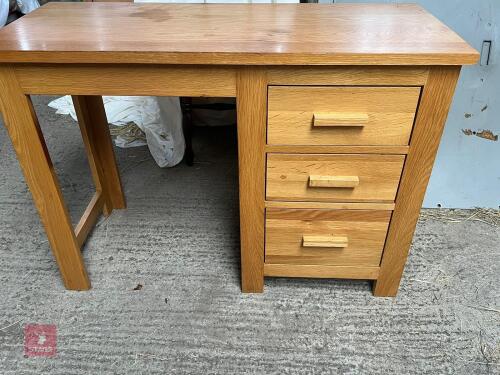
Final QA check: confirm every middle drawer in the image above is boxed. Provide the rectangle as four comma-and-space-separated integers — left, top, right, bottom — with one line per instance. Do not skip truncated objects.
266, 153, 405, 202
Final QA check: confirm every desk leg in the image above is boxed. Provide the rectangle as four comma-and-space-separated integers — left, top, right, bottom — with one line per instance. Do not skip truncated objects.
0, 66, 90, 290
236, 68, 266, 293
373, 67, 460, 296
180, 97, 194, 166
72, 96, 126, 216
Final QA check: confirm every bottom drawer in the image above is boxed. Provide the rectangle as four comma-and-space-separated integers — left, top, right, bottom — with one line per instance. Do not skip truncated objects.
265, 208, 391, 266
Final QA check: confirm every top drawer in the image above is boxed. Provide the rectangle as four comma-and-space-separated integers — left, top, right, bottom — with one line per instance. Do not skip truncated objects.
267, 86, 420, 146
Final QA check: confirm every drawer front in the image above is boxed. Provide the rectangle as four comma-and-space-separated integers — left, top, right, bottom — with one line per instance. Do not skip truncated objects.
265, 208, 391, 266
267, 86, 420, 146
266, 154, 404, 202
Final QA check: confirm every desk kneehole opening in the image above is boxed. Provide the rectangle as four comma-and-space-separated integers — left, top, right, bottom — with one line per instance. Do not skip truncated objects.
302, 235, 349, 249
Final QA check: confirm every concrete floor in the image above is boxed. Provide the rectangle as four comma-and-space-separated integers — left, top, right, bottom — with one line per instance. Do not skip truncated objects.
0, 96, 498, 374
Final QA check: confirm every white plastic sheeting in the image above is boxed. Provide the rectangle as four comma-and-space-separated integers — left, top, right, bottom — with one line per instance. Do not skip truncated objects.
0, 0, 8, 27
1, 0, 40, 28
16, 0, 39, 14
48, 96, 185, 168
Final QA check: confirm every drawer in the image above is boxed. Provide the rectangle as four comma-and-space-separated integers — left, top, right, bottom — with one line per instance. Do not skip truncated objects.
267, 86, 420, 146
266, 154, 404, 202
265, 208, 391, 266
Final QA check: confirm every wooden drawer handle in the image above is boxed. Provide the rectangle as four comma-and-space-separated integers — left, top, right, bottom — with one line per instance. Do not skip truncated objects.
309, 175, 359, 188
302, 235, 348, 248
313, 112, 368, 127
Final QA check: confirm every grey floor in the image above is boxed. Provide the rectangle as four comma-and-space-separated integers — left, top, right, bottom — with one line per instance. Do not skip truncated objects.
0, 96, 498, 374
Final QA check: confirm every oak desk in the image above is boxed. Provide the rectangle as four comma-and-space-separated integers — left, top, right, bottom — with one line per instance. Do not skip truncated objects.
0, 3, 478, 295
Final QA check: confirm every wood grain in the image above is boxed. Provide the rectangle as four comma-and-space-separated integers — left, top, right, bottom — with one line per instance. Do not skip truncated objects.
0, 66, 90, 290
309, 175, 359, 188
302, 235, 349, 249
0, 3, 478, 65
264, 264, 380, 280
75, 191, 104, 247
267, 67, 429, 86
267, 86, 420, 146
373, 66, 461, 297
72, 95, 126, 215
265, 208, 391, 266
313, 112, 368, 128
236, 68, 267, 293
266, 154, 405, 203
16, 65, 236, 97
265, 145, 409, 155
265, 201, 395, 211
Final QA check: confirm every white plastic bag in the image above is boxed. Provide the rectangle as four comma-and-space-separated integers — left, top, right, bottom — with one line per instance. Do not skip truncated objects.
145, 96, 185, 167
48, 96, 185, 168
16, 0, 39, 14
0, 0, 8, 28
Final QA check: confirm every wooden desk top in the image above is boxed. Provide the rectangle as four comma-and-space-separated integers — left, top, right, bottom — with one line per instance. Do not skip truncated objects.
0, 3, 478, 65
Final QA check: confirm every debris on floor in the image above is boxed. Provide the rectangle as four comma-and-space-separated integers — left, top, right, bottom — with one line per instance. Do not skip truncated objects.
109, 123, 147, 147
419, 208, 500, 227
